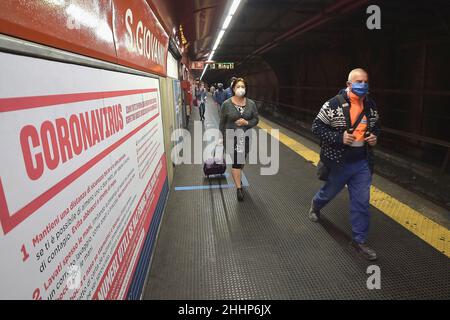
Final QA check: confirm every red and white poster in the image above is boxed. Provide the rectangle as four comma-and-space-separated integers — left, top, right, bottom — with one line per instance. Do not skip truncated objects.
0, 52, 167, 299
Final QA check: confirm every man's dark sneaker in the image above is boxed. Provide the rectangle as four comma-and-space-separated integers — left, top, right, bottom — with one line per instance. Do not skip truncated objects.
351, 241, 378, 261
308, 201, 320, 222
237, 188, 244, 201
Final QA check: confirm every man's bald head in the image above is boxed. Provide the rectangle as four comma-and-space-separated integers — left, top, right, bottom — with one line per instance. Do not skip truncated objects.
348, 68, 369, 83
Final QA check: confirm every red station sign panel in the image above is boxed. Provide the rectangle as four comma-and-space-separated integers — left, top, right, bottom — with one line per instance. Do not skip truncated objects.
0, 0, 169, 77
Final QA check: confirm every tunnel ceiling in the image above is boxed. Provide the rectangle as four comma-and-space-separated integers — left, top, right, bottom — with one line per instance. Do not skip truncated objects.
170, 0, 228, 78
199, 0, 450, 83
214, 0, 334, 62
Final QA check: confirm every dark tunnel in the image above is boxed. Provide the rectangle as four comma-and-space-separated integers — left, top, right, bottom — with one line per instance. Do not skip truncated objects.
194, 0, 450, 205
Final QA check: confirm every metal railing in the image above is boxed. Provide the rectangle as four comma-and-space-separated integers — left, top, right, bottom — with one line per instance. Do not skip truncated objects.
254, 99, 450, 173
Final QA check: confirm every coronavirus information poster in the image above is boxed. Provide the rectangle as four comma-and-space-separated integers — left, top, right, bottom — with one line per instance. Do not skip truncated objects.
0, 52, 167, 299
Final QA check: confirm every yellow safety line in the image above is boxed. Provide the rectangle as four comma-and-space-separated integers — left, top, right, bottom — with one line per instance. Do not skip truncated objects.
258, 119, 450, 258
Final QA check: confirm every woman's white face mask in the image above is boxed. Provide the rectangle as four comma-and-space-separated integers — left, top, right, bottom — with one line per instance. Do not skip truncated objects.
235, 88, 246, 97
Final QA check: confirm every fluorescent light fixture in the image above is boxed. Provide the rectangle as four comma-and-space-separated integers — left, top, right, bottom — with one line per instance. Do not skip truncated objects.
217, 29, 225, 42
201, 0, 242, 80
208, 50, 215, 61
200, 65, 208, 79
222, 14, 233, 30
229, 0, 241, 16
211, 29, 224, 51
212, 40, 220, 51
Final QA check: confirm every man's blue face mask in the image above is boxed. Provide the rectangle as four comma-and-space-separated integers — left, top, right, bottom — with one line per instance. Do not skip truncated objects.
351, 82, 369, 97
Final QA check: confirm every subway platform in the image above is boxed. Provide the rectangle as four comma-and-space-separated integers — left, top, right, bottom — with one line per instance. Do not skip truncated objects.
142, 94, 450, 300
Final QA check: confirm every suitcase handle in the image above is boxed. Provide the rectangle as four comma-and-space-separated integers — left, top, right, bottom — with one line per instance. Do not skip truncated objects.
213, 145, 225, 164
213, 144, 223, 157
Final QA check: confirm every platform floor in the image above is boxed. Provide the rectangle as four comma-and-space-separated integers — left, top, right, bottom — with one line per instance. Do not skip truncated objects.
143, 95, 450, 299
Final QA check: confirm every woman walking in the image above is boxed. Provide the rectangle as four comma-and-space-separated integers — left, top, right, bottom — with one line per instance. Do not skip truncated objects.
219, 78, 259, 201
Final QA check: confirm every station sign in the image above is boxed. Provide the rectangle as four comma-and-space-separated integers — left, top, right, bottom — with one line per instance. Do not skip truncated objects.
0, 0, 169, 77
208, 62, 234, 70
190, 61, 205, 69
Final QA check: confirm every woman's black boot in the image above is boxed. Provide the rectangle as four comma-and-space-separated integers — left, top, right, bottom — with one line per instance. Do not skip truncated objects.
237, 188, 244, 201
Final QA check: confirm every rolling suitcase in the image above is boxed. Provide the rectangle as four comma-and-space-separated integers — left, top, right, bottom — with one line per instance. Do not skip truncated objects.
203, 145, 226, 177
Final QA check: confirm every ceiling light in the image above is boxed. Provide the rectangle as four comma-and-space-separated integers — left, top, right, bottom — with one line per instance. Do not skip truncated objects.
200, 65, 208, 79
229, 0, 241, 16
213, 40, 220, 51
222, 15, 232, 30
201, 0, 243, 80
217, 29, 225, 42
208, 50, 215, 61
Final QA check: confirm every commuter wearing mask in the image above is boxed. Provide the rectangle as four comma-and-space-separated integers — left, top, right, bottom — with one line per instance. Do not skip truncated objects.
219, 78, 259, 201
310, 68, 380, 261
214, 83, 227, 111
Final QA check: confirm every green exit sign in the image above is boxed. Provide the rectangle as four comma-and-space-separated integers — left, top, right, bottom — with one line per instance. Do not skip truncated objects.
209, 62, 234, 70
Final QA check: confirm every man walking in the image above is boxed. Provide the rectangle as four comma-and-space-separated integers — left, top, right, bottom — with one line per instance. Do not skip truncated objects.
310, 68, 380, 261
225, 77, 237, 99
214, 83, 228, 109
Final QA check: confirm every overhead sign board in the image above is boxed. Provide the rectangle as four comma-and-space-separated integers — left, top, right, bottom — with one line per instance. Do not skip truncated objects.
113, 0, 169, 76
208, 62, 234, 70
190, 61, 205, 70
0, 0, 169, 77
